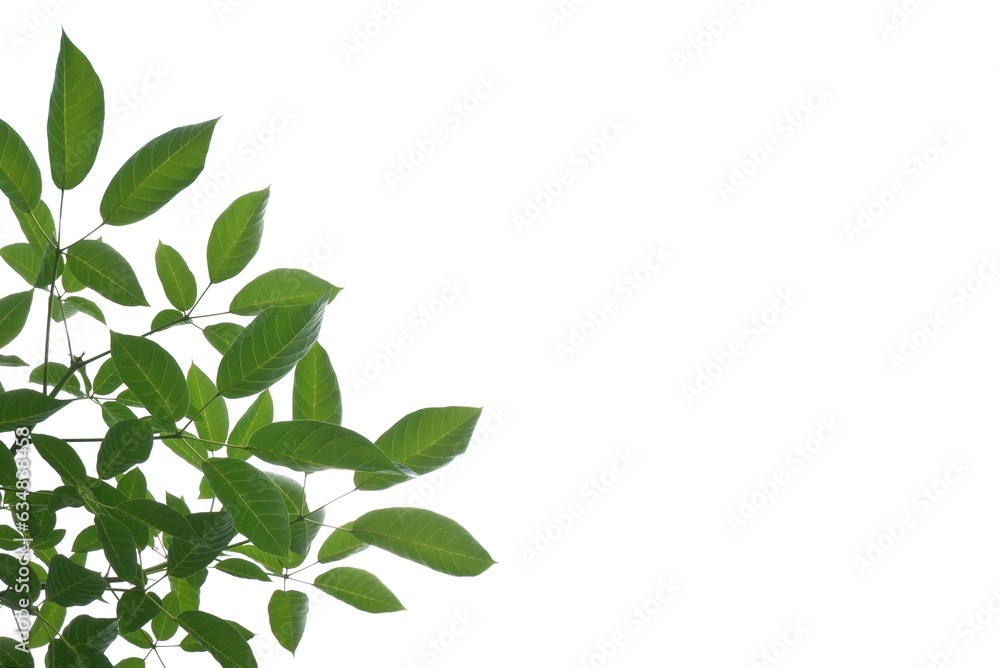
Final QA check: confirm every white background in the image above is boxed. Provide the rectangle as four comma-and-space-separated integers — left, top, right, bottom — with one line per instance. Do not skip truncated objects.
2, 0, 1000, 666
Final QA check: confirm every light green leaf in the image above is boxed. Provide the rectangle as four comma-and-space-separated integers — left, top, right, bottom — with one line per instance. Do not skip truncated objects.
206, 188, 269, 283
292, 343, 342, 425
247, 421, 397, 474
100, 119, 218, 226
0, 119, 43, 213
0, 355, 27, 367
215, 558, 271, 582
268, 590, 308, 654
161, 433, 208, 469
12, 199, 55, 252
230, 268, 340, 315
155, 242, 197, 311
203, 323, 244, 354
115, 660, 145, 668
48, 30, 105, 189
177, 610, 258, 668
202, 458, 290, 558
29, 363, 82, 397
27, 599, 65, 649
101, 401, 136, 427
45, 555, 107, 607
227, 389, 271, 460
72, 525, 101, 553
314, 567, 405, 614
356, 407, 482, 491
0, 291, 32, 348
66, 240, 149, 306
267, 473, 322, 560
96, 418, 154, 479
216, 297, 327, 399
318, 522, 368, 563
351, 508, 495, 577
61, 262, 84, 292
186, 364, 227, 444
111, 333, 189, 425
150, 308, 185, 332
93, 359, 121, 395
52, 295, 106, 324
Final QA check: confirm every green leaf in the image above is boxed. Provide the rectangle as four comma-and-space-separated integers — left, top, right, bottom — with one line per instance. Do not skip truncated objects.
268, 473, 322, 559
33, 434, 87, 488
100, 119, 218, 226
247, 421, 397, 474
356, 407, 482, 491
203, 323, 244, 354
155, 242, 197, 311
96, 418, 154, 479
216, 297, 328, 399
230, 268, 340, 315
72, 525, 101, 553
52, 295, 106, 324
27, 599, 65, 649
117, 589, 162, 633
0, 119, 43, 213
95, 515, 142, 586
215, 558, 271, 582
61, 262, 84, 292
101, 401, 136, 427
267, 589, 308, 654
45, 638, 112, 668
84, 479, 148, 546
314, 567, 405, 614
0, 291, 32, 348
115, 660, 145, 668
111, 333, 189, 425
1, 244, 43, 286
202, 458, 290, 557
93, 359, 121, 395
206, 188, 269, 283
186, 364, 227, 444
12, 199, 55, 252
0, 554, 40, 603
45, 555, 107, 607
48, 31, 105, 190
0, 390, 70, 432
0, 354, 27, 367
30, 363, 82, 397
66, 240, 149, 306
161, 433, 208, 469
116, 499, 194, 538
166, 511, 236, 578
0, 636, 34, 666
177, 610, 258, 668
292, 343, 342, 425
150, 308, 185, 332
61, 615, 117, 652
318, 522, 368, 563
351, 508, 495, 577
227, 389, 271, 460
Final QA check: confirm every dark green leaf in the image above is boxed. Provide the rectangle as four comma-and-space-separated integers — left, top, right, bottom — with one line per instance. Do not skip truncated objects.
203, 323, 243, 354
268, 589, 308, 654
247, 421, 396, 474
167, 511, 235, 578
72, 525, 101, 553
351, 508, 495, 577
155, 242, 197, 311
116, 500, 193, 538
177, 610, 258, 668
202, 458, 290, 557
0, 390, 70, 432
29, 364, 82, 397
44, 638, 112, 668
100, 119, 218, 226
117, 589, 162, 633
111, 333, 188, 424
0, 636, 33, 667
0, 291, 32, 348
66, 240, 148, 306
0, 119, 42, 213
292, 343, 341, 425
230, 268, 340, 315
33, 435, 87, 488
48, 31, 105, 189
45, 555, 107, 607
97, 418, 153, 479
95, 515, 142, 586
61, 615, 117, 652
206, 188, 269, 283
314, 567, 405, 614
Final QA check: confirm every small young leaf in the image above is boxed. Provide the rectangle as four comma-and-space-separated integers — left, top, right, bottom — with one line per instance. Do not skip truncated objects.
100, 119, 218, 225
267, 589, 309, 654
230, 268, 340, 315
292, 343, 342, 425
206, 188, 269, 283
96, 418, 154, 479
202, 458, 290, 558
66, 240, 149, 307
155, 242, 197, 311
111, 333, 189, 425
314, 567, 405, 614
351, 508, 495, 577
48, 30, 105, 189
0, 119, 43, 213
0, 290, 33, 348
